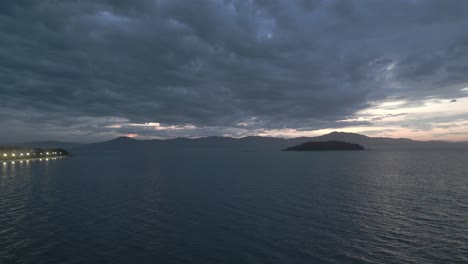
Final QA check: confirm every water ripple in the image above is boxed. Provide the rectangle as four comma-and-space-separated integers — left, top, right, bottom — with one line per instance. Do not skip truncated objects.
0, 149, 467, 263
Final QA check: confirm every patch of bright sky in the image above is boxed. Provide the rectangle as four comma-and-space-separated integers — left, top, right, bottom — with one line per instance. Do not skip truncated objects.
337, 96, 468, 141
357, 97, 468, 120
103, 96, 468, 141
128, 122, 197, 130
258, 97, 468, 141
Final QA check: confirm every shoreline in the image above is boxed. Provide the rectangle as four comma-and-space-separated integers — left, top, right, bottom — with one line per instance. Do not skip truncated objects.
1, 156, 69, 163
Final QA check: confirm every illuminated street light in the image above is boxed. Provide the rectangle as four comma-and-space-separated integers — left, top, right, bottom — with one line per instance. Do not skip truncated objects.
27, 153, 30, 156
3, 153, 6, 157
46, 152, 49, 155
12, 154, 16, 157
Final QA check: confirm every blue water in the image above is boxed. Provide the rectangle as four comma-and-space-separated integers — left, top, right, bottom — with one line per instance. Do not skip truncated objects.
1, 149, 467, 263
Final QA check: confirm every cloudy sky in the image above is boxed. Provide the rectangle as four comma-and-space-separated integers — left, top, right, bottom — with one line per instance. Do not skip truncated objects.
1, 0, 468, 143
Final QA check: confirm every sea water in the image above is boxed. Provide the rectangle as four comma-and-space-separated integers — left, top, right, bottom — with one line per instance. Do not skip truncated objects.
1, 148, 467, 263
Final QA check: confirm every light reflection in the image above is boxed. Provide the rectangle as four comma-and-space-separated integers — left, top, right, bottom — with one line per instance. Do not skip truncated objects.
0, 158, 68, 179
0, 156, 66, 168
1, 162, 7, 176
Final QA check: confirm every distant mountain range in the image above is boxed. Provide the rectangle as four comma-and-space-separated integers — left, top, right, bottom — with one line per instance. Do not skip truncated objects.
308, 132, 465, 148
5, 132, 468, 150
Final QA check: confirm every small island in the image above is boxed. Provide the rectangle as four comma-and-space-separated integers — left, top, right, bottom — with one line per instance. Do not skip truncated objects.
283, 140, 365, 151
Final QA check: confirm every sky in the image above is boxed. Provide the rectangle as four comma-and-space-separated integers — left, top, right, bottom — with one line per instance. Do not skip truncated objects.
1, 0, 468, 143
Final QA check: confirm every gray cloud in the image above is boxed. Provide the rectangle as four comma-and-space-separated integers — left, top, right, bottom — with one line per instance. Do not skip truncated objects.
1, 0, 468, 142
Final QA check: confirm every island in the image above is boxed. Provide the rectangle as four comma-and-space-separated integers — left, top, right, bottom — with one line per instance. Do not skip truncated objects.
283, 140, 365, 151
0, 147, 70, 161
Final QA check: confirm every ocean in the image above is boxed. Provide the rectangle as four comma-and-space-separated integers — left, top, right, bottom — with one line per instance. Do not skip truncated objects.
1, 148, 467, 263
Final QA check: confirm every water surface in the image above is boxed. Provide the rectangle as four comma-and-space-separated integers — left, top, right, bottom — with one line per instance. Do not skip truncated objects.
1, 149, 467, 263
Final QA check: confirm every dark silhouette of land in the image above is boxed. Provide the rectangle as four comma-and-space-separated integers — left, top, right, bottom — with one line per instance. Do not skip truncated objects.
4, 132, 468, 152
8, 141, 83, 149
283, 141, 365, 151
0, 147, 70, 161
79, 132, 467, 150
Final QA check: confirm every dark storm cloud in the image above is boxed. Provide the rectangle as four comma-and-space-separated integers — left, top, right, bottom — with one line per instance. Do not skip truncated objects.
1, 0, 468, 141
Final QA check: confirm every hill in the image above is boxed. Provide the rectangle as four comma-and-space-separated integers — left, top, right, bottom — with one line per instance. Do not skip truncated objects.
5, 132, 468, 151
310, 132, 460, 148
284, 141, 365, 151
84, 132, 465, 150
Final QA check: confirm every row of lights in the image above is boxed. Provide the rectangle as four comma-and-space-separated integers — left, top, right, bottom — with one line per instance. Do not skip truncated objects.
2, 152, 62, 157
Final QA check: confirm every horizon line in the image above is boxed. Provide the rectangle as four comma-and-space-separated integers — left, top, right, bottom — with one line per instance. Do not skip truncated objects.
3, 131, 468, 145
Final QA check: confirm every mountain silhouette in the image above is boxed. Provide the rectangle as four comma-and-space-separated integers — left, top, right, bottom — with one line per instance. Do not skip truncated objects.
284, 140, 365, 151
6, 132, 467, 151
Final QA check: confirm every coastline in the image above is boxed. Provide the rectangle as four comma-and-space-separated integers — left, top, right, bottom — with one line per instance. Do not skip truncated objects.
1, 156, 69, 164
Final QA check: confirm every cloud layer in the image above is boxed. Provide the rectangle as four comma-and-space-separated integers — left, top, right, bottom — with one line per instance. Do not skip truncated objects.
1, 0, 468, 142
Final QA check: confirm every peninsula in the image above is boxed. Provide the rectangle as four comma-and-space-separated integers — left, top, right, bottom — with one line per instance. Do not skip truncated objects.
0, 147, 70, 161
283, 140, 365, 151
